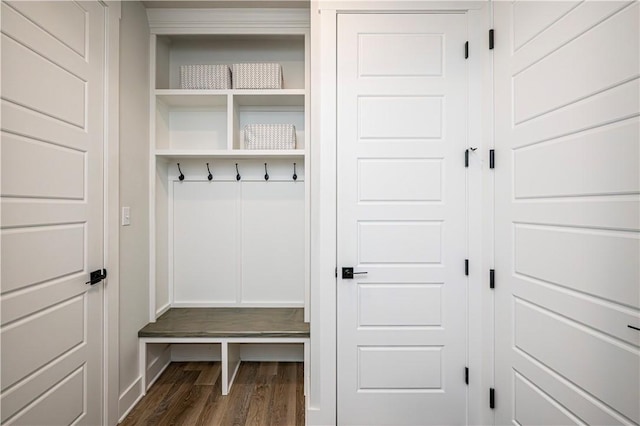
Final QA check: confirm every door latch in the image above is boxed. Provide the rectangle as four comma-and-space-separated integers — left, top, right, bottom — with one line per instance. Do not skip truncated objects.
342, 267, 368, 279
86, 269, 107, 285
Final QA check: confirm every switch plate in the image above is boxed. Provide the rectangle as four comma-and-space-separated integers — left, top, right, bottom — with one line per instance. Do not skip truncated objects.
122, 207, 130, 226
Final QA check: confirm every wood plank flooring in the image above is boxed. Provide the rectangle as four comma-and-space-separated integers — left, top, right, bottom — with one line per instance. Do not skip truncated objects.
121, 362, 304, 426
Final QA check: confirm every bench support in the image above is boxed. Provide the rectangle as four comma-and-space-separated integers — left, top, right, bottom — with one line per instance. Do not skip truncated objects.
139, 337, 309, 396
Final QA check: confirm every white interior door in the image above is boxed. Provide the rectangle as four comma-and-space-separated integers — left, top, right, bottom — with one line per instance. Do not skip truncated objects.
494, 2, 640, 425
1, 1, 106, 424
337, 13, 468, 425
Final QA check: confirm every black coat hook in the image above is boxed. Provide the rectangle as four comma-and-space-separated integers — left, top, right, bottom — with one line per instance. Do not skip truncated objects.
264, 163, 269, 181
206, 163, 213, 181
177, 163, 184, 181
292, 163, 297, 181
235, 163, 241, 181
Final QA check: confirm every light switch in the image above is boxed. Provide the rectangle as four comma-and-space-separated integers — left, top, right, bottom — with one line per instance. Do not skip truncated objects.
122, 206, 131, 226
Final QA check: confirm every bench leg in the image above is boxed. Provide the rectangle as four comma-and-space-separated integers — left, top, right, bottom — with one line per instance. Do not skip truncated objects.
221, 341, 241, 395
304, 340, 309, 397
139, 339, 147, 395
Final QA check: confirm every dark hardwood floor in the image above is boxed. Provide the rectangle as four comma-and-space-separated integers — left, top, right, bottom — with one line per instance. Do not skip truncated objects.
121, 362, 304, 426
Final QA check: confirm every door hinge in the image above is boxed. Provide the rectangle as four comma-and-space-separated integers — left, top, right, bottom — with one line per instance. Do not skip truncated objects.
489, 388, 495, 409
464, 41, 469, 59
490, 269, 495, 289
86, 268, 107, 285
489, 29, 495, 49
465, 149, 469, 167
489, 149, 495, 169
335, 267, 337, 278
465, 259, 469, 276
465, 367, 469, 385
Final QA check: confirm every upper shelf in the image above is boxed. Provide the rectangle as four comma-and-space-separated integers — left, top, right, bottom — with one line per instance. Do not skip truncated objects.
155, 149, 305, 159
156, 89, 305, 108
155, 34, 306, 90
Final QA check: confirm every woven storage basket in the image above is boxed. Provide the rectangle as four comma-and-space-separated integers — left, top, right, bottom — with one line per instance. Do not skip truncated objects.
232, 63, 283, 89
180, 64, 231, 89
244, 124, 296, 150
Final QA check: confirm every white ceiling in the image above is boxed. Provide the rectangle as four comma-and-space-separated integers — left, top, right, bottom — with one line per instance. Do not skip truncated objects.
142, 0, 310, 8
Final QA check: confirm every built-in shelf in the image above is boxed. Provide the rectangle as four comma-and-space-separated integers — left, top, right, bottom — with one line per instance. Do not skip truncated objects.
155, 149, 305, 159
156, 89, 305, 108
150, 19, 310, 323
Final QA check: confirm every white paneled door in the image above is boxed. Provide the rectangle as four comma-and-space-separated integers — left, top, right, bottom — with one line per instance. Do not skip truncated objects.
494, 2, 640, 425
1, 1, 105, 424
337, 13, 468, 425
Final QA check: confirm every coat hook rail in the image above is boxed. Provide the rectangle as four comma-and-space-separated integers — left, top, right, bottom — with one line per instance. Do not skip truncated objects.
206, 163, 213, 181
177, 163, 185, 181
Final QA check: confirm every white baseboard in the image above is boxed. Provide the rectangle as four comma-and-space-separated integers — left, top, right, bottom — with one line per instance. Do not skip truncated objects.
155, 303, 171, 318
117, 344, 172, 424
118, 376, 143, 423
146, 345, 171, 391
306, 407, 329, 426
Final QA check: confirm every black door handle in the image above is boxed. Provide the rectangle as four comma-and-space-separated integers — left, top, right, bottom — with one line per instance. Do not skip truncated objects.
342, 267, 368, 279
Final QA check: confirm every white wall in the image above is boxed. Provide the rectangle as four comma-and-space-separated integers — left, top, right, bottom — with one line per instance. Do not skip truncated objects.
118, 0, 150, 419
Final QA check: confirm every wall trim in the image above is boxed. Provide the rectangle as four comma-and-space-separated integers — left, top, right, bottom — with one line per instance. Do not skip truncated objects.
118, 376, 143, 423
104, 2, 122, 425
146, 8, 310, 34
146, 346, 172, 391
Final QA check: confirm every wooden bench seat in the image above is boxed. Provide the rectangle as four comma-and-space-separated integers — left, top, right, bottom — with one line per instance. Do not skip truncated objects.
138, 308, 309, 396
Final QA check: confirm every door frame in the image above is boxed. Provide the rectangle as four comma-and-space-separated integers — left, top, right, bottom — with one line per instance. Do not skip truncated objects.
309, 2, 493, 425
104, 2, 121, 426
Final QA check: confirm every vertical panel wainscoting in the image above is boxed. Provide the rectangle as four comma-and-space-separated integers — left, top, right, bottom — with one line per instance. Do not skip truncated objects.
170, 171, 305, 308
